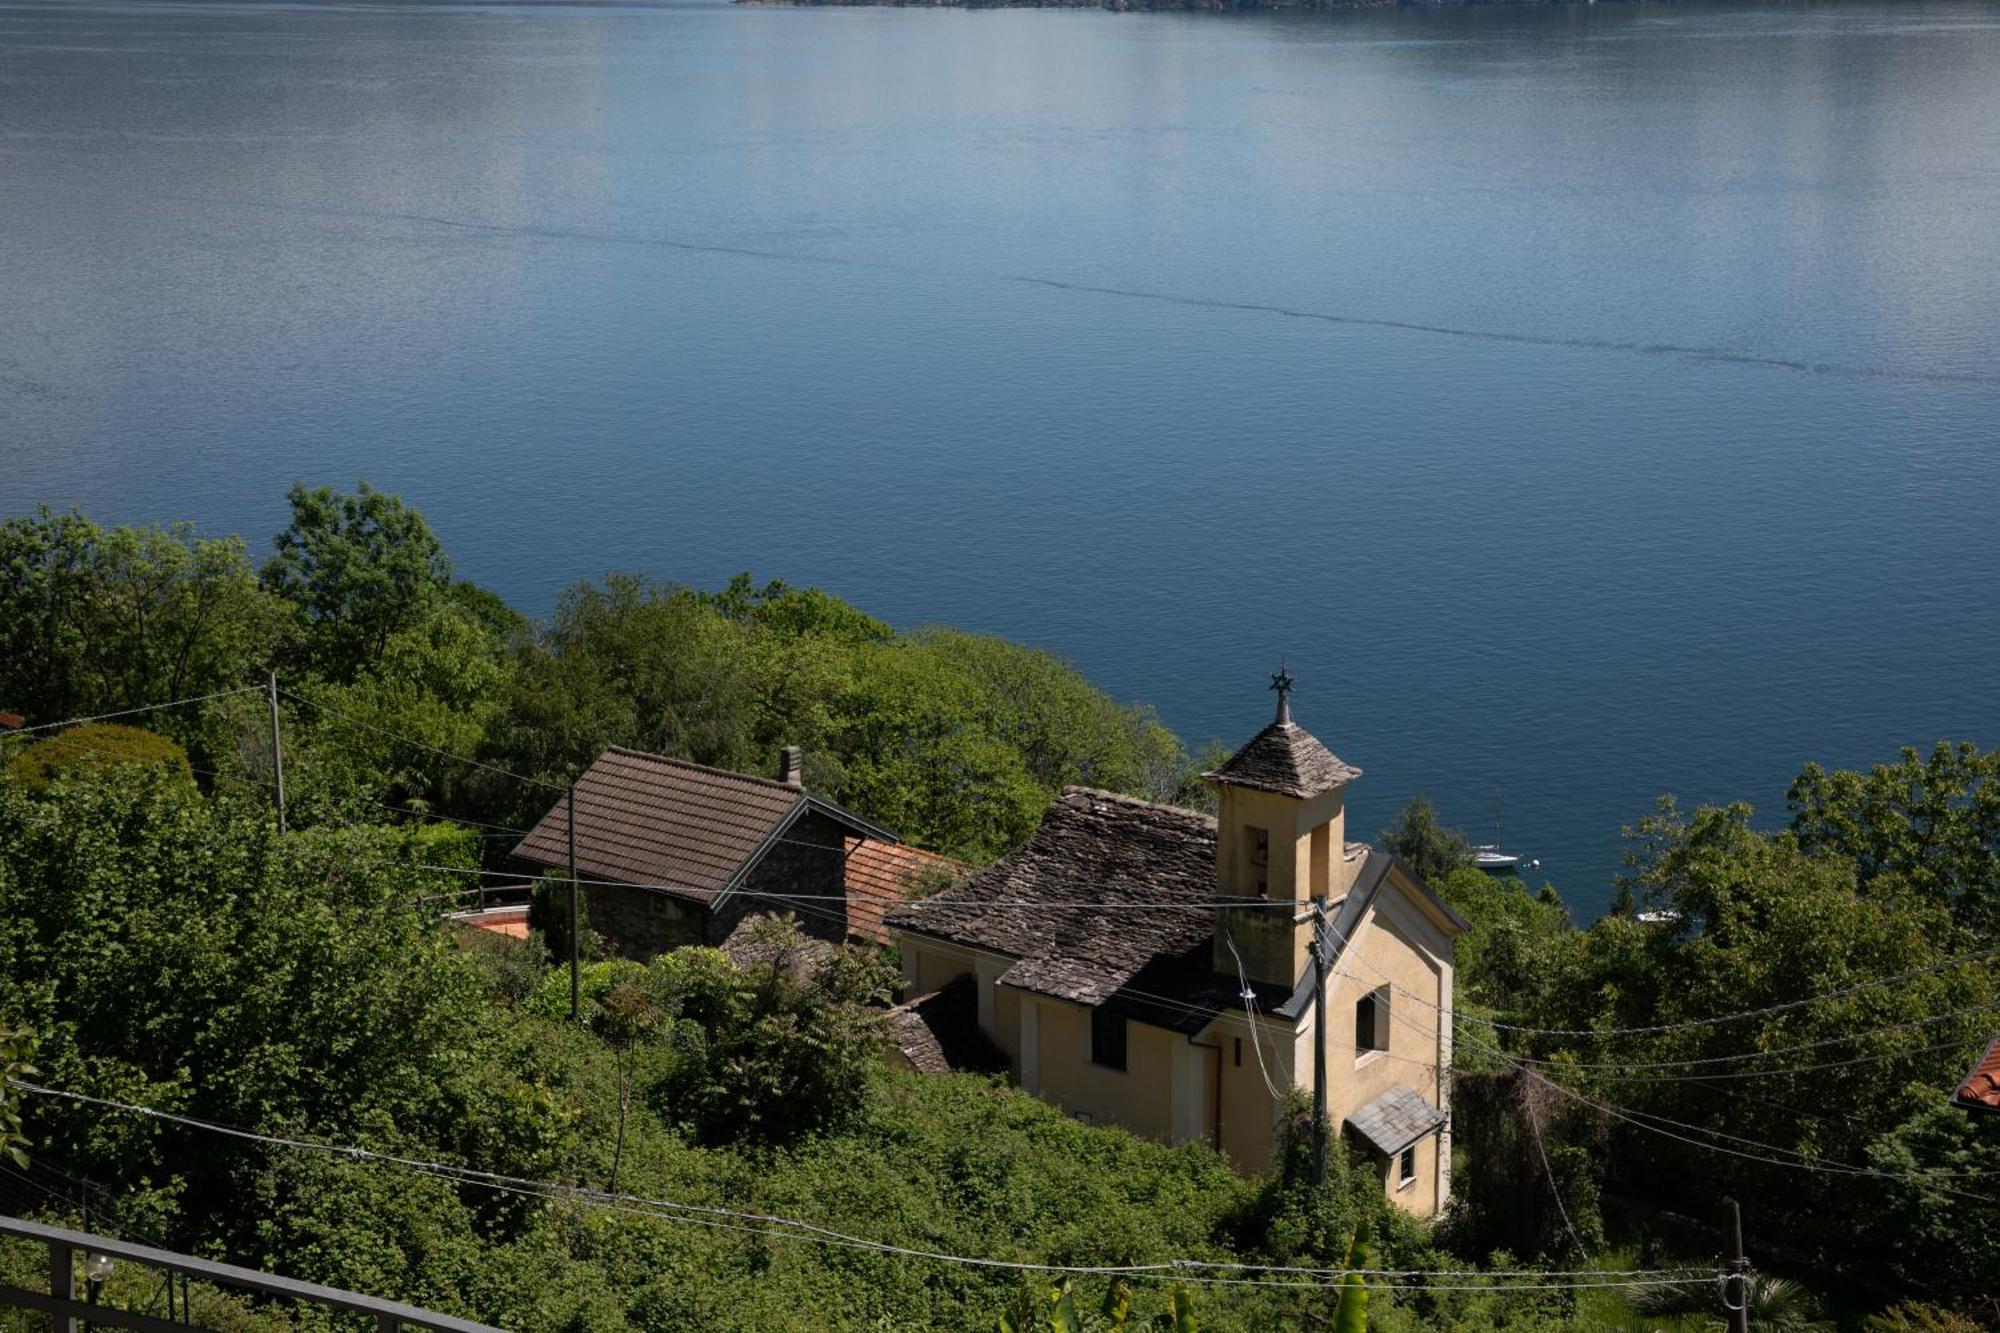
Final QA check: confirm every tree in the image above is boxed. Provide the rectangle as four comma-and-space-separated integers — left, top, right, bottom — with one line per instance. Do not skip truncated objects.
1495, 798, 1996, 1304
644, 918, 892, 1147
1379, 795, 1472, 886
1789, 741, 2000, 936
0, 507, 284, 740
262, 482, 453, 682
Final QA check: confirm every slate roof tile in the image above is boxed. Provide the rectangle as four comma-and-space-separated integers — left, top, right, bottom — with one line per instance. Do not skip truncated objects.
887, 787, 1221, 1007
1205, 720, 1361, 799
1346, 1083, 1446, 1156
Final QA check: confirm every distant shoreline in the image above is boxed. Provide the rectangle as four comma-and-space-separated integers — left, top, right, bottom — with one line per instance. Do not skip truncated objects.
737, 0, 1583, 9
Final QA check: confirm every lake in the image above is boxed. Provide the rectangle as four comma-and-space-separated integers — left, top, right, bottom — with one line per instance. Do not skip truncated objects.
4, 0, 1997, 916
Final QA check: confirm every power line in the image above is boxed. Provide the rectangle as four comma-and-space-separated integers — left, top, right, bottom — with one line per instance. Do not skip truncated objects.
1474, 947, 2000, 1038
0, 686, 264, 741
280, 689, 565, 792
1466, 1040, 1999, 1205
6, 1080, 1704, 1292
1498, 1002, 2000, 1073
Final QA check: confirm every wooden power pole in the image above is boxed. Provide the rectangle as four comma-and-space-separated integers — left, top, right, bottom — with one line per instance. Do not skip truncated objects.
1311, 901, 1330, 1189
266, 671, 286, 835
567, 782, 581, 1022
1725, 1198, 1751, 1333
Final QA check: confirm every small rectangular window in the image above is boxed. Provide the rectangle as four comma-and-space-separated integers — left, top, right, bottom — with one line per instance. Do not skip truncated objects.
1248, 827, 1270, 895
1399, 1145, 1417, 1187
1091, 1008, 1127, 1071
1355, 985, 1389, 1054
1233, 1037, 1242, 1068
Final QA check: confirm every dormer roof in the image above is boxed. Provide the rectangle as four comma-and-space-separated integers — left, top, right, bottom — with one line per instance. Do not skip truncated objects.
1204, 719, 1361, 799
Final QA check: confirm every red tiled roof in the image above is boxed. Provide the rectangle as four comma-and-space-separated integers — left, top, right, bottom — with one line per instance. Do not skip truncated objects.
1953, 1035, 2000, 1115
453, 905, 531, 940
514, 748, 807, 903
843, 838, 968, 944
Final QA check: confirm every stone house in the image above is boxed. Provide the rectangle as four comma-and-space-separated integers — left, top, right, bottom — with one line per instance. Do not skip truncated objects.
886, 684, 1466, 1214
513, 745, 947, 957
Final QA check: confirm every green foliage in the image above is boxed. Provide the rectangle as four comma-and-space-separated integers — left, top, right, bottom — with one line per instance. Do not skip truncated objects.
997, 1278, 1195, 1332
1468, 795, 1998, 1307
0, 773, 493, 1260
643, 922, 893, 1146
262, 481, 454, 683
0, 1026, 36, 1166
4, 723, 193, 794
1379, 795, 1473, 887
0, 507, 284, 753
1790, 740, 2000, 935
1332, 1222, 1370, 1333
483, 571, 1193, 861
1863, 1302, 1989, 1333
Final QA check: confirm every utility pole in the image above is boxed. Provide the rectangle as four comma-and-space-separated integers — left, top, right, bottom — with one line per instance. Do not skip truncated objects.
567, 782, 581, 1022
1311, 900, 1330, 1189
266, 671, 287, 835
1725, 1198, 1751, 1333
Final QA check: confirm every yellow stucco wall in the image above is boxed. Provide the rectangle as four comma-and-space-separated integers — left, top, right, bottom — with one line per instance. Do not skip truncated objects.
1026, 998, 1176, 1142
896, 863, 1457, 1216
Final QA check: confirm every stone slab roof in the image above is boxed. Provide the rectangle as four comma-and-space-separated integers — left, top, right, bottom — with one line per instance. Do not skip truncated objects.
1346, 1083, 1446, 1156
887, 787, 1222, 1007
843, 838, 969, 945
1953, 1035, 2000, 1115
884, 975, 1009, 1076
1205, 720, 1361, 799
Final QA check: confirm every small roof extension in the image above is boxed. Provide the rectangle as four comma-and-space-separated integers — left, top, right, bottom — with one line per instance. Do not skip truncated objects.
1952, 1034, 2000, 1115
1346, 1083, 1447, 1156
513, 746, 894, 906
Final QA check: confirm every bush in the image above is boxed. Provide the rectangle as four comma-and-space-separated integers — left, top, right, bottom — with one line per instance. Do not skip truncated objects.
5, 723, 193, 794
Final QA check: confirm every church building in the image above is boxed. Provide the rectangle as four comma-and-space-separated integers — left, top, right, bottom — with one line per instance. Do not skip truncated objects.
886, 675, 1466, 1213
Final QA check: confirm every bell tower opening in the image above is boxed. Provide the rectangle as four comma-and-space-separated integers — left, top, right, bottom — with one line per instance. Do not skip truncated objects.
1206, 668, 1363, 988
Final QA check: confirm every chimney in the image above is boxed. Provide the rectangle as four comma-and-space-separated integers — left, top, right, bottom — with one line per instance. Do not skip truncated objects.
778, 745, 804, 787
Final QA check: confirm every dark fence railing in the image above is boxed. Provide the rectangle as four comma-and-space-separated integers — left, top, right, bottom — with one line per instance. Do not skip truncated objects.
0, 1215, 504, 1333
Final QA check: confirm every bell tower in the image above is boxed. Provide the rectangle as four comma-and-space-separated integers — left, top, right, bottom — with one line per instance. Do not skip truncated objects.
1207, 669, 1363, 988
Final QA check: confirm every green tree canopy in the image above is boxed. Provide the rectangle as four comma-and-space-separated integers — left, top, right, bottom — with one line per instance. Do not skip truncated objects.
0, 507, 284, 736
262, 482, 454, 682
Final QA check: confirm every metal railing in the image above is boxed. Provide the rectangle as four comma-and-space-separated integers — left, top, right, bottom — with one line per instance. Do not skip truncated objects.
0, 1215, 504, 1333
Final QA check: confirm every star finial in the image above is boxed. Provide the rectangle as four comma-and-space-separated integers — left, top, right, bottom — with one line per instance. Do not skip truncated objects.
1270, 663, 1295, 724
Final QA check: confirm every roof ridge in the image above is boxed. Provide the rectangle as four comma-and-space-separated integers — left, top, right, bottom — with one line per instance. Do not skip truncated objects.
600, 745, 805, 795
1058, 785, 1217, 824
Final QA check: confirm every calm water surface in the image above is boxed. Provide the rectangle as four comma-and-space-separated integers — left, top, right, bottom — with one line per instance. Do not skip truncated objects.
4, 0, 1998, 913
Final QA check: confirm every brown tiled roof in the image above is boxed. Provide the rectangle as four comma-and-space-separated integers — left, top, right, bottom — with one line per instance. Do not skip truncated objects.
886, 787, 1220, 1007
513, 747, 806, 903
843, 839, 969, 945
1953, 1035, 2000, 1115
884, 975, 1008, 1076
1205, 720, 1360, 799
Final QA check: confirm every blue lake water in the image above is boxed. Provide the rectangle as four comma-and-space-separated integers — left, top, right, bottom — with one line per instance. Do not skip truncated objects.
4, 0, 1998, 916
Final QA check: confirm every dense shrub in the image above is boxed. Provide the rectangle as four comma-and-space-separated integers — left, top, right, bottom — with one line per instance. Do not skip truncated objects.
5, 723, 193, 793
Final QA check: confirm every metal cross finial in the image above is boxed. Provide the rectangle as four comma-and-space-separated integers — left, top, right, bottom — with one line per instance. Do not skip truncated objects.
1270, 663, 1295, 724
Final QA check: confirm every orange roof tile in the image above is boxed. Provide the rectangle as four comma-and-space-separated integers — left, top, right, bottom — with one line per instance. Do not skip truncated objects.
453, 906, 531, 940
1953, 1035, 2000, 1115
844, 838, 968, 944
